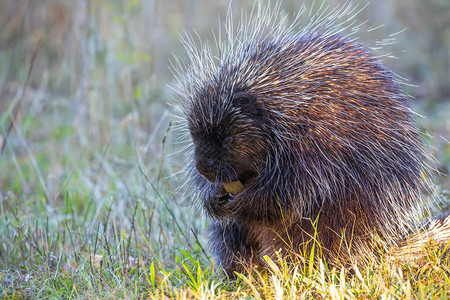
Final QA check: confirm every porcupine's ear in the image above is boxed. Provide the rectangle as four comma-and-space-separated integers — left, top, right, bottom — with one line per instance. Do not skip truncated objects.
232, 92, 265, 120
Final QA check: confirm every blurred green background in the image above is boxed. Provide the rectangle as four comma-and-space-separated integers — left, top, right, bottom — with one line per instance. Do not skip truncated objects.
0, 0, 449, 270
1, 0, 449, 192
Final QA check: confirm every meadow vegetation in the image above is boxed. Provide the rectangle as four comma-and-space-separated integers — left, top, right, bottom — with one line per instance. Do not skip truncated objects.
0, 0, 449, 298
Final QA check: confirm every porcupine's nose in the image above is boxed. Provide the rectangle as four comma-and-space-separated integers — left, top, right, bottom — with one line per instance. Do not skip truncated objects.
195, 158, 218, 182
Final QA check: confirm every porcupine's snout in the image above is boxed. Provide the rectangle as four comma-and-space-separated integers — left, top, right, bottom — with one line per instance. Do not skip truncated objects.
194, 158, 218, 182
193, 140, 257, 187
192, 135, 224, 182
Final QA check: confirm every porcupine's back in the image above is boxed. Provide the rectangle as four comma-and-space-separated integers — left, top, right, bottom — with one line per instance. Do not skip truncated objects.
173, 3, 434, 264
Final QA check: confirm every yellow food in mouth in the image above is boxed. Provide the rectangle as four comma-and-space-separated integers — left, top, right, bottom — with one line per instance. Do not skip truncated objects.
222, 181, 244, 194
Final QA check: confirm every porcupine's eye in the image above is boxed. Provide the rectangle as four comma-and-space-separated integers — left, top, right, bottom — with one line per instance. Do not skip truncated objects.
223, 136, 233, 146
232, 92, 255, 110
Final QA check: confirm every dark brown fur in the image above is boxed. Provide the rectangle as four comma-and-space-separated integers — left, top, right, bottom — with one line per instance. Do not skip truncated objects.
175, 7, 431, 277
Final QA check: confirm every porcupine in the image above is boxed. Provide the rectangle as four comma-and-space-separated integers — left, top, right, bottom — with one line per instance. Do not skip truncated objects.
173, 3, 447, 276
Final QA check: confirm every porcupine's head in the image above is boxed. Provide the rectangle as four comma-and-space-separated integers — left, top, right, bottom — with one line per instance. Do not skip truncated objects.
186, 88, 266, 186
173, 2, 434, 232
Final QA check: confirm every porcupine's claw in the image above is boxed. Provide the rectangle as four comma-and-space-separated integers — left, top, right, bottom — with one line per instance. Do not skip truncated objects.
204, 186, 236, 218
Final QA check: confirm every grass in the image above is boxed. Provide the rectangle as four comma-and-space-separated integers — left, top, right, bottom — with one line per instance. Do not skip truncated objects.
0, 0, 449, 298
